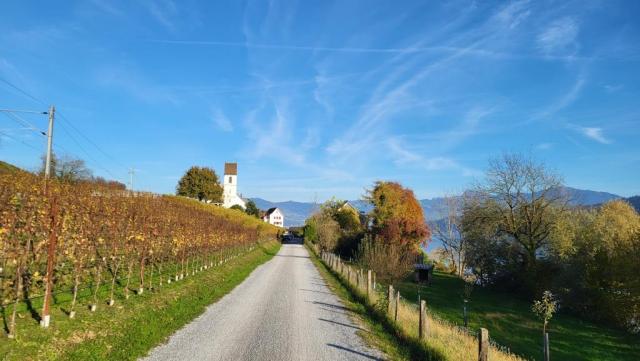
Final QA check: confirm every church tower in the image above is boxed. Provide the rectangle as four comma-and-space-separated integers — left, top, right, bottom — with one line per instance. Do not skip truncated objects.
222, 162, 245, 209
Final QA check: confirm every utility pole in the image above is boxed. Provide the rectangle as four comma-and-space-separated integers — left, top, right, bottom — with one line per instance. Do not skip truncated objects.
44, 105, 55, 179
41, 105, 56, 328
129, 168, 135, 191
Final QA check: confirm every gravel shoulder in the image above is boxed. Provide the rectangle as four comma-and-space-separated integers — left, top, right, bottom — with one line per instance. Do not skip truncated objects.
141, 243, 384, 361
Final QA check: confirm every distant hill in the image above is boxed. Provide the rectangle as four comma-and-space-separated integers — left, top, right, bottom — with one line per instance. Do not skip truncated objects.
252, 186, 624, 227
626, 196, 640, 212
0, 160, 23, 174
250, 198, 319, 228
552, 186, 621, 206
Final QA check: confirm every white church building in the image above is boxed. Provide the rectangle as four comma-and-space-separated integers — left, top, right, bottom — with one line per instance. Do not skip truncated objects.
222, 162, 246, 209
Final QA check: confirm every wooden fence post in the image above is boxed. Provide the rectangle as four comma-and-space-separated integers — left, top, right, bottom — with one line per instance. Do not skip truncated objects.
372, 272, 376, 290
544, 332, 550, 361
367, 270, 372, 299
419, 300, 427, 341
395, 290, 400, 322
388, 285, 394, 315
478, 328, 489, 361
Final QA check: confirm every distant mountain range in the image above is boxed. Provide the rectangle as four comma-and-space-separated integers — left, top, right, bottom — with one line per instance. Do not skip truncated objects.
252, 187, 633, 227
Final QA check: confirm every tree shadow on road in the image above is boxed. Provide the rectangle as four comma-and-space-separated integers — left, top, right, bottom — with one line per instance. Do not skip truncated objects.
327, 343, 383, 360
299, 288, 335, 295
309, 300, 357, 313
319, 317, 368, 332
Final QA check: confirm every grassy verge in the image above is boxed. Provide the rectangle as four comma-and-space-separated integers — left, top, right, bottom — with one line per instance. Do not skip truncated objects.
307, 243, 438, 361
0, 240, 281, 361
396, 271, 640, 361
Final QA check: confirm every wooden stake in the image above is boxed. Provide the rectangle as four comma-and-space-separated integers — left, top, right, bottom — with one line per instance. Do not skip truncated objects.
419, 300, 427, 340
478, 328, 489, 361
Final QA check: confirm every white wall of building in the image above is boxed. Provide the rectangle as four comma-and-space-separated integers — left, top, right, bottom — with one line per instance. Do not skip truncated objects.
223, 172, 246, 209
263, 208, 284, 227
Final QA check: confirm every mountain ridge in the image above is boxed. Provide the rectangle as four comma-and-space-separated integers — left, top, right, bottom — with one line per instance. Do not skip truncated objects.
251, 186, 627, 227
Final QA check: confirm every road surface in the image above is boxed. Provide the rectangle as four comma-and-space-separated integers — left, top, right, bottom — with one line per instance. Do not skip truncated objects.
141, 242, 384, 361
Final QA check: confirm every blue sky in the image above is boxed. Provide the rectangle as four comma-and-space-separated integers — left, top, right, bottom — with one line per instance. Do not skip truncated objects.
1, 0, 639, 202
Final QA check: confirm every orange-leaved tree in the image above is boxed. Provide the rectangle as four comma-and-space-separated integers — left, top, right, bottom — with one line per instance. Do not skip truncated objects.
366, 181, 430, 252
358, 181, 430, 284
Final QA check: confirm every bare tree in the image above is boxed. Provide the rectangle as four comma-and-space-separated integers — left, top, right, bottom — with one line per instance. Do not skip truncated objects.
464, 153, 567, 270
433, 194, 466, 277
40, 153, 93, 182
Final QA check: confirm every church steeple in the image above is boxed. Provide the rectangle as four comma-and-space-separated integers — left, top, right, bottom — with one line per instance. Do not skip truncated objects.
222, 162, 245, 209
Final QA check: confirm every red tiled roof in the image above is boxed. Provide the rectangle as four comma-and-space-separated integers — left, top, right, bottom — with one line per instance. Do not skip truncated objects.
224, 162, 237, 175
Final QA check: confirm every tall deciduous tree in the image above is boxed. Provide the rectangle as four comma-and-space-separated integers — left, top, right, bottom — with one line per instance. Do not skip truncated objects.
366, 181, 430, 253
176, 166, 223, 202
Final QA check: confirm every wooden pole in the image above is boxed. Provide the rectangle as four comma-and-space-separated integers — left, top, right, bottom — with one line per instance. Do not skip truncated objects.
544, 332, 550, 361
419, 300, 427, 340
41, 195, 59, 328
372, 272, 376, 290
478, 328, 489, 361
395, 290, 400, 322
367, 270, 372, 299
388, 285, 394, 315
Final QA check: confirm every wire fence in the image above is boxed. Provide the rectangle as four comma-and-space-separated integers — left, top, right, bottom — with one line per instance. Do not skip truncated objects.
316, 247, 528, 361
0, 242, 261, 309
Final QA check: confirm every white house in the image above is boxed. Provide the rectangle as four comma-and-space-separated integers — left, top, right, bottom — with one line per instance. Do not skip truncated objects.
222, 162, 246, 209
262, 207, 284, 227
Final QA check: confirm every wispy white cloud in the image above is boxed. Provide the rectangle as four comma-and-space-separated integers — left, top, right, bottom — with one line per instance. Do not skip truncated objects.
535, 72, 586, 120
604, 84, 623, 93
576, 126, 611, 144
536, 143, 553, 150
95, 64, 179, 104
493, 0, 531, 29
89, 0, 125, 17
212, 108, 233, 132
144, 0, 178, 31
387, 138, 479, 177
537, 17, 579, 56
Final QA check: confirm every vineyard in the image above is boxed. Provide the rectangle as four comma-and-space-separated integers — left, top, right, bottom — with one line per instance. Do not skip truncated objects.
0, 172, 278, 340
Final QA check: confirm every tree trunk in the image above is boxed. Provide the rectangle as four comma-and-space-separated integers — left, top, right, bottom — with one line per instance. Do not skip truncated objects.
138, 257, 145, 294
109, 262, 120, 306
124, 261, 133, 299
91, 263, 102, 311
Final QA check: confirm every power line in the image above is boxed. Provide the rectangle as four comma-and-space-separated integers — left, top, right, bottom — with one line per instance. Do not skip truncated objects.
1, 110, 47, 136
0, 130, 42, 152
0, 77, 47, 106
0, 108, 48, 115
0, 76, 127, 181
55, 122, 121, 180
56, 111, 129, 170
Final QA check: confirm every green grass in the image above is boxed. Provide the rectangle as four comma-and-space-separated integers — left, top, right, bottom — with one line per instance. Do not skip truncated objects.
307, 244, 447, 361
396, 271, 640, 361
0, 241, 281, 361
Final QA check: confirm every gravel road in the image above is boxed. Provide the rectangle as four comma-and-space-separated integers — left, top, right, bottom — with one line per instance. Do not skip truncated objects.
141, 243, 385, 361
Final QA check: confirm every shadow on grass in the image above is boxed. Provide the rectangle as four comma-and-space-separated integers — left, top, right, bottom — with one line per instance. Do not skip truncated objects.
23, 282, 41, 324
1, 306, 8, 334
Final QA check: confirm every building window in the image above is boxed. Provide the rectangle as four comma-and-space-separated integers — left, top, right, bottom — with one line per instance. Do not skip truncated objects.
229, 176, 232, 184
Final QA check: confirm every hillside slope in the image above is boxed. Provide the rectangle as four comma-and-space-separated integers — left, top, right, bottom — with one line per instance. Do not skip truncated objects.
0, 160, 23, 174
